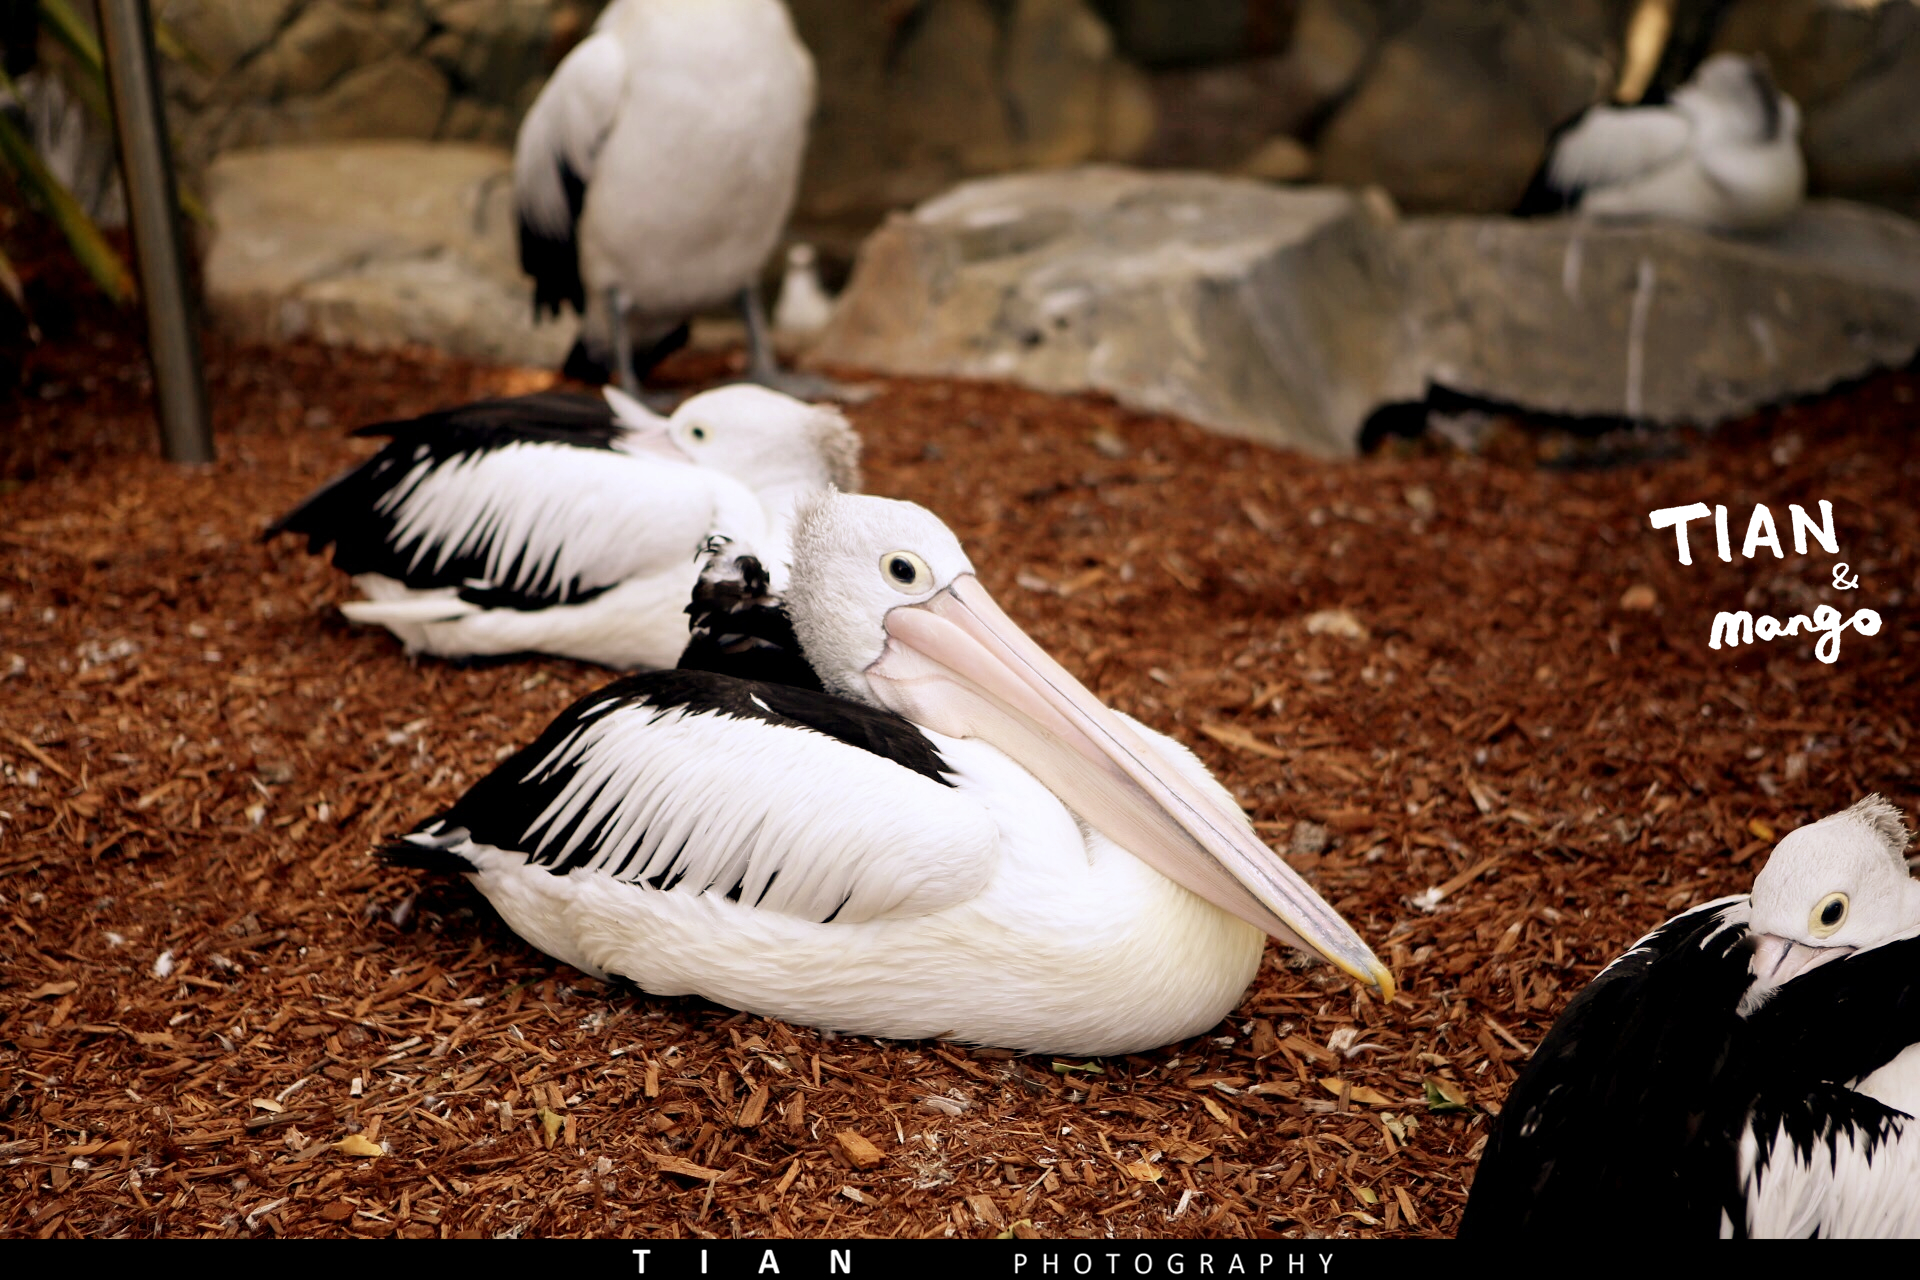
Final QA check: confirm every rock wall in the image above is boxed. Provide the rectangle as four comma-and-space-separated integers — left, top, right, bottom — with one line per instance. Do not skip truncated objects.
159, 0, 1920, 237
157, 0, 1154, 242
158, 0, 587, 168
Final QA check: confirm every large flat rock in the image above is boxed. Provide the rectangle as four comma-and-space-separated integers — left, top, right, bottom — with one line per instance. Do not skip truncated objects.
1400, 202, 1920, 425
811, 169, 1920, 455
203, 141, 571, 367
811, 168, 1419, 456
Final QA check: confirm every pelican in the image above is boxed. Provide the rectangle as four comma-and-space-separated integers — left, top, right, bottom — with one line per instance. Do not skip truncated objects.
266, 385, 859, 669
1540, 53, 1804, 232
382, 493, 1393, 1056
515, 0, 825, 397
1460, 796, 1920, 1239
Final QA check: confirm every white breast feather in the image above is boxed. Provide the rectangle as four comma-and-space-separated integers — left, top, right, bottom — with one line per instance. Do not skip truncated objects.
1737, 1108, 1920, 1238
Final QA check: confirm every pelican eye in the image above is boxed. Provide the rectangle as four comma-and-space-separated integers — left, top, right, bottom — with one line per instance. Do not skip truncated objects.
1809, 891, 1848, 939
881, 550, 931, 594
688, 424, 709, 442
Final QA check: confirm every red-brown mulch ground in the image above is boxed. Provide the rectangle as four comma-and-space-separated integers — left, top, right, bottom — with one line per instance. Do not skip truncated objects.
2, 255, 1917, 1239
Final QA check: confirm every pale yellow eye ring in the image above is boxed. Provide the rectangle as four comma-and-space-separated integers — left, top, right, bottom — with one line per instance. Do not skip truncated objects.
880, 550, 931, 594
1809, 891, 1848, 938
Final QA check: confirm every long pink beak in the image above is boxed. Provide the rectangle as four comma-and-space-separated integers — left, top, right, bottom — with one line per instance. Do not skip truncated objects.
602, 387, 692, 462
869, 575, 1394, 1000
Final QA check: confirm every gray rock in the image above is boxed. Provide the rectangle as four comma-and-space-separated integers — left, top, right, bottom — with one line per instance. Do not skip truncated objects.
1134, 57, 1320, 171
438, 97, 515, 145
1094, 0, 1261, 67
1282, 0, 1381, 106
1715, 0, 1904, 107
809, 168, 1418, 456
811, 168, 1920, 454
241, 0, 421, 99
1400, 203, 1920, 425
1805, 55, 1920, 212
786, 0, 1152, 226
203, 142, 573, 367
158, 0, 302, 78
285, 56, 452, 141
1316, 1, 1609, 213
1237, 135, 1314, 183
422, 0, 554, 101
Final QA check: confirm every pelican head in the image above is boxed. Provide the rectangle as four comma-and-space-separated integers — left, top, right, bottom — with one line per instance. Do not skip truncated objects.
667, 385, 861, 495
1680, 53, 1793, 145
784, 492, 1395, 1000
1745, 795, 1920, 1003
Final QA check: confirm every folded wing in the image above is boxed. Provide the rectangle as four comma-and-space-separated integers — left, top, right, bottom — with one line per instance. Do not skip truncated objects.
1460, 896, 1752, 1238
514, 29, 626, 318
1547, 104, 1693, 196
269, 396, 718, 612
388, 671, 1000, 925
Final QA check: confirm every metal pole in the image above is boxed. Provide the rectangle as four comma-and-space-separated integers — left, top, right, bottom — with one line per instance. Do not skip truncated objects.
96, 0, 211, 464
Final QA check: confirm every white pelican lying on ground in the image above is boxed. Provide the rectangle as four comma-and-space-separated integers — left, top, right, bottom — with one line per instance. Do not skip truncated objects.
1543, 53, 1804, 232
1461, 796, 1920, 1239
266, 385, 858, 669
515, 0, 825, 397
383, 493, 1393, 1056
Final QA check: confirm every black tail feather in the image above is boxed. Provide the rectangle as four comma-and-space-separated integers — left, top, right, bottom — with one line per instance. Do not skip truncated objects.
377, 836, 477, 876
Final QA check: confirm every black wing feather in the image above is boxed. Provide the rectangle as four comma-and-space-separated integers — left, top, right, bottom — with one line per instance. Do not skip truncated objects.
1736, 932, 1920, 1089
1460, 902, 1754, 1239
519, 158, 587, 319
1465, 912, 1920, 1241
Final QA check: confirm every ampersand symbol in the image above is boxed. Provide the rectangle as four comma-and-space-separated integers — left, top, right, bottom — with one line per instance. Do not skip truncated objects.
1833, 563, 1861, 590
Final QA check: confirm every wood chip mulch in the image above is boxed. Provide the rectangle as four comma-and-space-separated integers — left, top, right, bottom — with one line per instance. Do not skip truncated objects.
3, 279, 1917, 1239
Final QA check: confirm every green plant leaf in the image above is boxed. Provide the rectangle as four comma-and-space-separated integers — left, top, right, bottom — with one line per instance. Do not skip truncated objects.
33, 2, 208, 223
0, 98, 133, 303
0, 237, 39, 340
37, 0, 104, 81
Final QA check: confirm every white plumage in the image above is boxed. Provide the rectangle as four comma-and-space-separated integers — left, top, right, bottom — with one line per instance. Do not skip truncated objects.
772, 243, 834, 339
269, 384, 858, 669
1545, 53, 1805, 232
386, 493, 1393, 1056
514, 0, 816, 390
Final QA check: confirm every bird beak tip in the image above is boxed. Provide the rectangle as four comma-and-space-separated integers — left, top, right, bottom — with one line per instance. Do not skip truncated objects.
1330, 954, 1394, 1004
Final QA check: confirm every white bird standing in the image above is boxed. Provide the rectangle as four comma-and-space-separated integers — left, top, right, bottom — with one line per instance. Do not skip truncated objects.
382, 493, 1394, 1057
772, 243, 834, 341
1461, 796, 1920, 1239
514, 0, 828, 397
1542, 53, 1805, 232
266, 385, 859, 670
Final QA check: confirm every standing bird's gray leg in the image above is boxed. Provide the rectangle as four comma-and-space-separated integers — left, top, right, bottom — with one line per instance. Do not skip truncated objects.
739, 282, 780, 385
608, 287, 639, 397
734, 285, 866, 403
